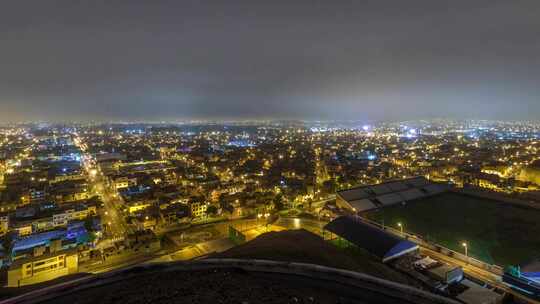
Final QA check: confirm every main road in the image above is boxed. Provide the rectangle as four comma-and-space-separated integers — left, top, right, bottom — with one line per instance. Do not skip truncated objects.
73, 133, 131, 243
92, 172, 131, 241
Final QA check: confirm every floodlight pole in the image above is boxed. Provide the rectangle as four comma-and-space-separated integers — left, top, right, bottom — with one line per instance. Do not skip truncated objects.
462, 242, 468, 264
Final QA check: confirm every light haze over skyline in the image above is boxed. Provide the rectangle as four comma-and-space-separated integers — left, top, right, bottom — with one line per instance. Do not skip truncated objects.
1, 1, 540, 122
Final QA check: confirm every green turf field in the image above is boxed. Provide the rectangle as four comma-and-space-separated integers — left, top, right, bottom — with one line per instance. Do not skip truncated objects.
364, 192, 540, 267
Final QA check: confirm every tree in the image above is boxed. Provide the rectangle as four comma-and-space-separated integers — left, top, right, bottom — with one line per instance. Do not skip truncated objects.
2, 232, 14, 252
84, 217, 94, 231
273, 194, 285, 211
206, 205, 218, 216
322, 179, 336, 194
219, 200, 233, 214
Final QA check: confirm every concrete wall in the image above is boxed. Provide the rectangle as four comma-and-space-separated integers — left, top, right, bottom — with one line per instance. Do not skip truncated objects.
10, 268, 70, 287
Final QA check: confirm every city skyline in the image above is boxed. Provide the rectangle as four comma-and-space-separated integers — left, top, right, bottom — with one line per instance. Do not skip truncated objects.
2, 1, 540, 122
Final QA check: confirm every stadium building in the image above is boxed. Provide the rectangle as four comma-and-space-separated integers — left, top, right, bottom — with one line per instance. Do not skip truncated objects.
324, 215, 419, 263
336, 177, 449, 213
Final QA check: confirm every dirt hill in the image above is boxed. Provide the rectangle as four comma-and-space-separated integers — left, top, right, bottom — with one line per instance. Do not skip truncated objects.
213, 229, 415, 286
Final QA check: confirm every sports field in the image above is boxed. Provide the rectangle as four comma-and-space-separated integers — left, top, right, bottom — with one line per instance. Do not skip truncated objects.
364, 192, 540, 267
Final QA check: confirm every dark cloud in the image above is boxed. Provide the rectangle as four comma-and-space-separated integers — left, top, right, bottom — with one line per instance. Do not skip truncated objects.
1, 0, 539, 121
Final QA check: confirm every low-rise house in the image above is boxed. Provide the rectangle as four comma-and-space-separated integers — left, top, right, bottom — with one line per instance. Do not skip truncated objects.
51, 181, 90, 204
111, 175, 138, 190
7, 244, 78, 287
0, 213, 9, 236
159, 203, 190, 224
190, 201, 208, 218
52, 205, 92, 227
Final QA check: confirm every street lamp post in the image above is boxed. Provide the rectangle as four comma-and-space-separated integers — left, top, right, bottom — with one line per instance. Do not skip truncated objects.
318, 209, 323, 235
264, 213, 270, 231
397, 222, 403, 235
462, 242, 468, 263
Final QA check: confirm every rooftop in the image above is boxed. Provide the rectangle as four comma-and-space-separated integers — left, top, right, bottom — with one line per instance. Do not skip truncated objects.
324, 216, 419, 262
337, 177, 450, 212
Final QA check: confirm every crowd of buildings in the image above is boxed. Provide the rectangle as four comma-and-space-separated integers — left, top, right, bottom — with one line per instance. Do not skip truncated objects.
0, 120, 539, 287
0, 131, 100, 286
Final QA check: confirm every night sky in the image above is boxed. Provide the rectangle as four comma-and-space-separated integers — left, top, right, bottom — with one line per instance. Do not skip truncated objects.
1, 1, 540, 122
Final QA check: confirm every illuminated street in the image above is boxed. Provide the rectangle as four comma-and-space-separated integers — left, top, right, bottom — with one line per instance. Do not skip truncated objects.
76, 136, 131, 242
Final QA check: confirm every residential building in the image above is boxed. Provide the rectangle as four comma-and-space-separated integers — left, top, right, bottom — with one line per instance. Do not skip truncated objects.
7, 247, 78, 287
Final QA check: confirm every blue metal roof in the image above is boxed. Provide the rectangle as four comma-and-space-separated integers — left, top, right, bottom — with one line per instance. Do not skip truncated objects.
12, 230, 65, 252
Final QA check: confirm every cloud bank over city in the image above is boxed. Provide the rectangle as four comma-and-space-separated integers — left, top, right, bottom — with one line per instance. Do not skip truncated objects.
1, 0, 540, 121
